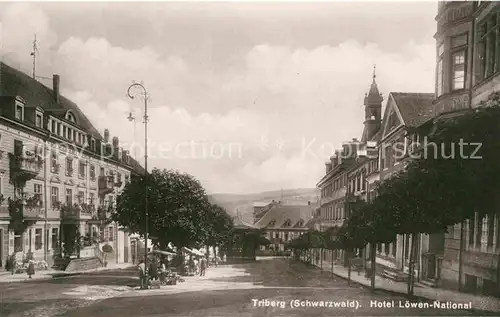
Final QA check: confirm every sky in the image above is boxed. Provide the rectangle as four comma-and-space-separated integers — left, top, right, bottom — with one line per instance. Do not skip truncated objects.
0, 1, 438, 194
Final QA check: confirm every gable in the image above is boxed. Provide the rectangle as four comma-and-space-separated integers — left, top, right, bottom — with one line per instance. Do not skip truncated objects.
381, 95, 404, 139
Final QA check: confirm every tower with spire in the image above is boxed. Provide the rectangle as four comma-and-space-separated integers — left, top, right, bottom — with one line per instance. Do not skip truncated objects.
362, 65, 383, 142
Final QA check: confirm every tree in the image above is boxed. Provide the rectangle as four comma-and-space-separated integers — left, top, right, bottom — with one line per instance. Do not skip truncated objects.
113, 168, 212, 250
202, 203, 235, 257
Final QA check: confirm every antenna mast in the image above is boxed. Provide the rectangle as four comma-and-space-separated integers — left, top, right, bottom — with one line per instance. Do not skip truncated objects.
30, 34, 39, 79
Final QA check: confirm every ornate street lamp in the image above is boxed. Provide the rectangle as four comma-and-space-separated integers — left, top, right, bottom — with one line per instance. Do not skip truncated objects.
127, 82, 149, 287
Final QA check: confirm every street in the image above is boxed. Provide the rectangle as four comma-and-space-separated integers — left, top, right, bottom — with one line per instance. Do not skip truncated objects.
0, 258, 495, 317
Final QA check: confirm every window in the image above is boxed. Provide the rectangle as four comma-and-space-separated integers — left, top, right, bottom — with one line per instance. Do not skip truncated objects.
15, 103, 24, 120
73, 130, 77, 141
486, 213, 494, 248
469, 216, 475, 246
51, 187, 59, 207
108, 227, 114, 241
66, 158, 73, 176
68, 128, 72, 140
100, 227, 105, 241
63, 126, 67, 138
66, 188, 72, 206
34, 183, 43, 205
51, 120, 56, 133
90, 165, 96, 180
437, 43, 444, 96
451, 34, 467, 91
35, 113, 42, 128
89, 192, 95, 205
78, 161, 86, 178
476, 14, 500, 82
35, 229, 42, 250
77, 191, 85, 204
51, 151, 59, 173
51, 228, 59, 249
100, 167, 105, 177
91, 139, 96, 152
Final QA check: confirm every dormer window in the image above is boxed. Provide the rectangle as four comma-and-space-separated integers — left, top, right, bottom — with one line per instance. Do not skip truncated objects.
15, 102, 24, 120
67, 112, 76, 123
35, 113, 43, 128
91, 139, 96, 152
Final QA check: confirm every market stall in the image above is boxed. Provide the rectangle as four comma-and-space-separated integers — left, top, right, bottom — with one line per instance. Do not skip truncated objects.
147, 249, 183, 286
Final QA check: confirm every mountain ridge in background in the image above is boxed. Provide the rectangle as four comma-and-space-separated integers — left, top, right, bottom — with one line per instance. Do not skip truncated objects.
208, 188, 319, 224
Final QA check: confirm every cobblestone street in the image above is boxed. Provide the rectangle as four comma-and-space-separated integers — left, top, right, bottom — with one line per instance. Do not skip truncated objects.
0, 258, 495, 316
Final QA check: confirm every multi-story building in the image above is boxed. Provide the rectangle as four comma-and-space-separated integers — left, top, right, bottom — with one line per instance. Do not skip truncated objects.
376, 92, 435, 281
0, 62, 144, 269
253, 201, 315, 252
432, 1, 500, 296
314, 69, 436, 279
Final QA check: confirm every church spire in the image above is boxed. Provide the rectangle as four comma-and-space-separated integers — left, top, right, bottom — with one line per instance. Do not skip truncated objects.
365, 64, 382, 105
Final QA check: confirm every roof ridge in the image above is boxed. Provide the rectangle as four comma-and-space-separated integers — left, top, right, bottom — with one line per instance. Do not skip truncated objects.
390, 92, 435, 96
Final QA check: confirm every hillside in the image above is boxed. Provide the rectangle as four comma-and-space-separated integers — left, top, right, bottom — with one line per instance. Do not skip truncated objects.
208, 188, 319, 223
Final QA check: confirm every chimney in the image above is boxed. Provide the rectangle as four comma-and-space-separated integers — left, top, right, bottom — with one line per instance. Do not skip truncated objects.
112, 136, 119, 148
104, 129, 110, 143
308, 201, 311, 205
53, 75, 60, 103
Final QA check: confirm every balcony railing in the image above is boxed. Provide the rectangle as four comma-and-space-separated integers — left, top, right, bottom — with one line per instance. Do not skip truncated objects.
60, 203, 96, 220
98, 176, 114, 195
60, 203, 81, 219
9, 151, 43, 181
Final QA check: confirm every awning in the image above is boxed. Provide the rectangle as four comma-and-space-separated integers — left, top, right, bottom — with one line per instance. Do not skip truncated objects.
182, 247, 204, 256
149, 249, 176, 256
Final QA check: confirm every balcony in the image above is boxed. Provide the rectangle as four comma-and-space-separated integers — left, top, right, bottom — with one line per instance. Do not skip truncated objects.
60, 203, 80, 220
9, 151, 43, 182
98, 176, 114, 196
60, 203, 96, 221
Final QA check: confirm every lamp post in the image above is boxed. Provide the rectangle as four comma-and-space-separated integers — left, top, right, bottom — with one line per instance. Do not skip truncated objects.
127, 82, 149, 286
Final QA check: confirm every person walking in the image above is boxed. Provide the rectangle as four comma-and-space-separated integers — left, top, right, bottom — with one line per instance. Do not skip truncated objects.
138, 260, 147, 289
27, 260, 35, 279
200, 257, 207, 277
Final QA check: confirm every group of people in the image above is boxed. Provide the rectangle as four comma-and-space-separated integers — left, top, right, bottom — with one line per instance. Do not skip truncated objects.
137, 258, 169, 289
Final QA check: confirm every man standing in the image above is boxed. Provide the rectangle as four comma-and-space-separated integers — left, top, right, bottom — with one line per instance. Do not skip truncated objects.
200, 256, 207, 276
138, 260, 147, 289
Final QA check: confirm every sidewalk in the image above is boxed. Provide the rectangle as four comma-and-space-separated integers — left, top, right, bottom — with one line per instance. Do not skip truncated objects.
309, 258, 500, 313
0, 262, 134, 283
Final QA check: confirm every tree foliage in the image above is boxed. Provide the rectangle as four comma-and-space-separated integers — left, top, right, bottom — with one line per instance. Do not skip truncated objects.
113, 168, 233, 249
338, 92, 500, 248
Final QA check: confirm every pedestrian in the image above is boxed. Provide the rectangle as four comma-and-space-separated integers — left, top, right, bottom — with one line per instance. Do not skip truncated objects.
149, 260, 158, 281
27, 260, 35, 279
200, 257, 207, 276
137, 260, 147, 289
214, 256, 219, 267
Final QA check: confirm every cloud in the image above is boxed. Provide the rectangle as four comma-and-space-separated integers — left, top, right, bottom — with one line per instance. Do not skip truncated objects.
0, 3, 436, 194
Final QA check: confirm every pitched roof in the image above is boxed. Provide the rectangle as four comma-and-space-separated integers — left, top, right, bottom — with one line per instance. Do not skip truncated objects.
0, 62, 146, 175
255, 203, 314, 229
0, 62, 102, 138
390, 92, 435, 128
233, 216, 259, 230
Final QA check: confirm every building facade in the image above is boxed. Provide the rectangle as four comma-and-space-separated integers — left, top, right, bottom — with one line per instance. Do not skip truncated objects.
253, 201, 315, 252
433, 1, 500, 296
0, 62, 143, 269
